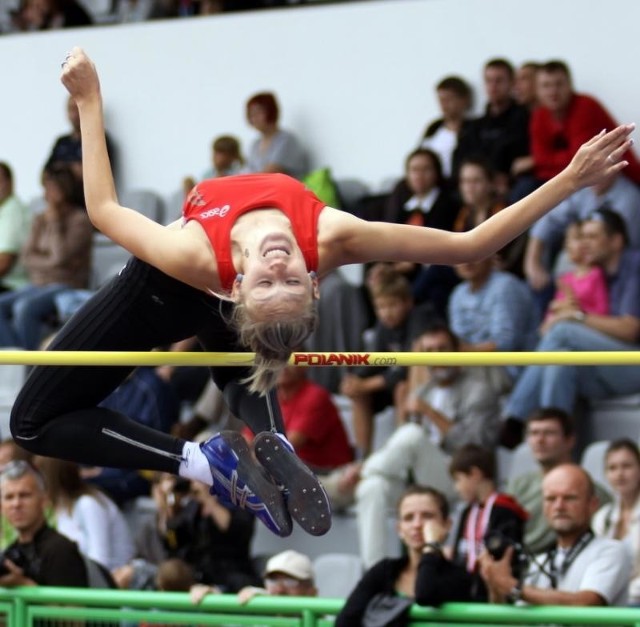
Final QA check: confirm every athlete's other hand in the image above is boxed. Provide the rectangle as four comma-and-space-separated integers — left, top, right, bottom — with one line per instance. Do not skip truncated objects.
566, 124, 635, 190
60, 47, 101, 105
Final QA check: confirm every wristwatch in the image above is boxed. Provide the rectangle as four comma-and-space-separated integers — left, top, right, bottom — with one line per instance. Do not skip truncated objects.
572, 310, 586, 323
422, 541, 442, 553
506, 582, 523, 604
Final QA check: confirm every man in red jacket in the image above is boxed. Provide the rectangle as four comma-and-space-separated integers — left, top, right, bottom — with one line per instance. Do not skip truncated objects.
531, 60, 640, 184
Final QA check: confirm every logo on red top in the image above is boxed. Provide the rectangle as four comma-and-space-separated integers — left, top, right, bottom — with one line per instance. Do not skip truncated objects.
200, 204, 231, 219
186, 187, 207, 207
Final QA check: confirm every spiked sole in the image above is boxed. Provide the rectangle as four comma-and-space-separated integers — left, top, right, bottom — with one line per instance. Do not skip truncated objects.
253, 432, 332, 536
219, 431, 293, 537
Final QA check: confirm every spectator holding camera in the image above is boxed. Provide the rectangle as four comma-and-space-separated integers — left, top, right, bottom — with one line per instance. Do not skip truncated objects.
0, 459, 87, 587
380, 445, 528, 608
481, 464, 631, 607
160, 478, 259, 591
445, 444, 527, 601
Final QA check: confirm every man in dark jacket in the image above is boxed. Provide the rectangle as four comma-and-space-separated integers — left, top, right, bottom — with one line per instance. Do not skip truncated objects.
0, 460, 87, 587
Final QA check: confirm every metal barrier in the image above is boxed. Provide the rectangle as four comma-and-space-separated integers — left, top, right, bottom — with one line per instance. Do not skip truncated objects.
0, 589, 639, 626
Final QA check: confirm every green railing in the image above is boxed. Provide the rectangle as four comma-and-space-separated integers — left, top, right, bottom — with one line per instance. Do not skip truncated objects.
0, 588, 639, 626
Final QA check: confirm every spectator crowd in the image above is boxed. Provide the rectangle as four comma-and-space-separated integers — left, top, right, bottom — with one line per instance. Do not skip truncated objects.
2, 36, 640, 627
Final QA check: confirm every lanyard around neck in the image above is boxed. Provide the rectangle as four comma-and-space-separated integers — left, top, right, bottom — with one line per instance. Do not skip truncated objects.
465, 492, 498, 572
547, 529, 594, 589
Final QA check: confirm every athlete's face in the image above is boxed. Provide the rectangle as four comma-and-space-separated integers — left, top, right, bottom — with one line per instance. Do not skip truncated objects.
237, 234, 319, 319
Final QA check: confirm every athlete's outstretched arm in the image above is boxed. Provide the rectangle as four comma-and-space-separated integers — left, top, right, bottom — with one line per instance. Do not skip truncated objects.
325, 124, 634, 268
60, 48, 210, 287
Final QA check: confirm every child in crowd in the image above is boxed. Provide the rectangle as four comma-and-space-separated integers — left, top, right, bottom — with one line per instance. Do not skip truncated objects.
447, 444, 527, 601
340, 269, 437, 458
201, 135, 246, 180
540, 220, 609, 334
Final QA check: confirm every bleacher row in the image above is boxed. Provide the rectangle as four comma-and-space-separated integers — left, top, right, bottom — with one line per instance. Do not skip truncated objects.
0, 355, 637, 576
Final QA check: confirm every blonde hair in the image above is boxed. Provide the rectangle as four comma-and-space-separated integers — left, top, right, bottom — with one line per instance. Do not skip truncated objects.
231, 300, 318, 395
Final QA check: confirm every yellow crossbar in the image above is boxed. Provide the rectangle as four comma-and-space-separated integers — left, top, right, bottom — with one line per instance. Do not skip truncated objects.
0, 350, 638, 367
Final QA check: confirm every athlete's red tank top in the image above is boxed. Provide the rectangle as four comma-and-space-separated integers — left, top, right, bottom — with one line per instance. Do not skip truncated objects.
182, 173, 326, 292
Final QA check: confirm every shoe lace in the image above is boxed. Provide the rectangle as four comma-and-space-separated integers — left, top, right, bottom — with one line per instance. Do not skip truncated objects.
211, 466, 263, 512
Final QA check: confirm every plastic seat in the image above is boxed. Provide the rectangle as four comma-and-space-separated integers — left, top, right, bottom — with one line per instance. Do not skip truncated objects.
334, 178, 371, 214
508, 441, 539, 482
90, 235, 130, 290
119, 189, 165, 224
580, 440, 611, 491
313, 552, 364, 598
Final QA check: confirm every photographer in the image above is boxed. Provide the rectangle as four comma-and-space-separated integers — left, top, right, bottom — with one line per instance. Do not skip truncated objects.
0, 460, 87, 587
415, 445, 528, 606
480, 464, 631, 607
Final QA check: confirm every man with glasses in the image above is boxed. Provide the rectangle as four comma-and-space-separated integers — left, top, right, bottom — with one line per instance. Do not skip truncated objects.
190, 549, 316, 604
245, 550, 317, 602
0, 460, 88, 587
507, 408, 610, 554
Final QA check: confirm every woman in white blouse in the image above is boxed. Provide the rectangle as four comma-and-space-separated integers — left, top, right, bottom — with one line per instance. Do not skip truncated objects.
36, 456, 135, 571
592, 439, 640, 604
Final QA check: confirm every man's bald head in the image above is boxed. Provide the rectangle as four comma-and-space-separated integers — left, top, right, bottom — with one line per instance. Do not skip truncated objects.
542, 464, 598, 546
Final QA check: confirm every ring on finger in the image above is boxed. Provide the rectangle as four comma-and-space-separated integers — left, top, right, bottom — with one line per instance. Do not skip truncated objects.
607, 155, 615, 164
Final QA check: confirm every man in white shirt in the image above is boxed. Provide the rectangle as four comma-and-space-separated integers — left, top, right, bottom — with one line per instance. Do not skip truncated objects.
480, 464, 631, 607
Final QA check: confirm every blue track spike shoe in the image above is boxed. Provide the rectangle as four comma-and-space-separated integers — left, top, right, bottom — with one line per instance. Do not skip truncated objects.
252, 432, 332, 536
201, 431, 292, 537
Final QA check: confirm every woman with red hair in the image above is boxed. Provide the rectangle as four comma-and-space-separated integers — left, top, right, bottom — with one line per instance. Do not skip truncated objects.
245, 92, 309, 179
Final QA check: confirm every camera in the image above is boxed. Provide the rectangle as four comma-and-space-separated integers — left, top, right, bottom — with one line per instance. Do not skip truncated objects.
485, 531, 530, 580
166, 477, 192, 508
0, 545, 33, 578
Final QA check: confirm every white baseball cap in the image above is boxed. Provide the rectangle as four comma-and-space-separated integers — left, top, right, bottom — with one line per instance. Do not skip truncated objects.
264, 550, 313, 581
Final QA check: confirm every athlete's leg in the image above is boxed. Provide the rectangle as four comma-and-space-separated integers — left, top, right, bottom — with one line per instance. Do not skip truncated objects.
195, 309, 286, 434
196, 316, 331, 535
10, 259, 291, 536
10, 258, 200, 470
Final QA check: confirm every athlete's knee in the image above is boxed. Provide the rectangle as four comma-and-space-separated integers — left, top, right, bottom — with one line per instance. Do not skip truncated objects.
9, 393, 46, 452
9, 414, 38, 453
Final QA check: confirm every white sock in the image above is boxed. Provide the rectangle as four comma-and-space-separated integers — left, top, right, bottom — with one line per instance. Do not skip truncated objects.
178, 441, 213, 486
